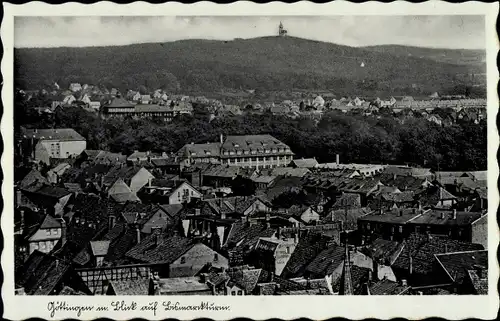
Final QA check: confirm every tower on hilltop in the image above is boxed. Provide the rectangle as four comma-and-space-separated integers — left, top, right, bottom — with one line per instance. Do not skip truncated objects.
278, 21, 288, 37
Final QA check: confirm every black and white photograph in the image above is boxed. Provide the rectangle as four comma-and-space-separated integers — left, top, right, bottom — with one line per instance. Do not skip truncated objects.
2, 1, 499, 320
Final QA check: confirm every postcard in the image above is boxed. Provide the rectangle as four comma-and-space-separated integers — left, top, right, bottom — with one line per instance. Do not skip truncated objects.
2, 1, 499, 320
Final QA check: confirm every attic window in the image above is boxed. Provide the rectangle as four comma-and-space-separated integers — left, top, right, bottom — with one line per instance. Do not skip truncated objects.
234, 144, 240, 148
180, 257, 186, 264
214, 253, 219, 261
205, 151, 211, 155
190, 152, 197, 156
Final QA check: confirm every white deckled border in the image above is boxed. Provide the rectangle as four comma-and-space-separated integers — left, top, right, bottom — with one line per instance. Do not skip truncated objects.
2, 1, 499, 320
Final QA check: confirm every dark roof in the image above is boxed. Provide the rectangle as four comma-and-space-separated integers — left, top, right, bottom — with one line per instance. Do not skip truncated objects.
106, 97, 135, 108
24, 184, 72, 199
416, 186, 457, 207
305, 244, 345, 277
226, 267, 263, 293
126, 233, 194, 264
409, 210, 484, 226
379, 175, 431, 191
22, 128, 86, 141
323, 207, 372, 230
435, 250, 488, 284
331, 193, 362, 210
393, 233, 484, 276
281, 233, 334, 278
102, 165, 145, 186
177, 142, 221, 158
17, 251, 72, 295
224, 221, 276, 250
369, 278, 410, 295
380, 191, 415, 203
221, 135, 293, 156
362, 238, 404, 265
19, 169, 48, 188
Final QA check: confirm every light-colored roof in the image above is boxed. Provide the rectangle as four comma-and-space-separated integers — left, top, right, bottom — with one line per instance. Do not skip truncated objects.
22, 128, 85, 141
157, 276, 210, 293
292, 158, 319, 168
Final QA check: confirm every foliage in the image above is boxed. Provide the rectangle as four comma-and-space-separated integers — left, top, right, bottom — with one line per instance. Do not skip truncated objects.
17, 99, 487, 171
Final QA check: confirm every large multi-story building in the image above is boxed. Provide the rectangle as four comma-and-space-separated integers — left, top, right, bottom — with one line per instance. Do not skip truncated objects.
176, 134, 294, 169
220, 134, 294, 169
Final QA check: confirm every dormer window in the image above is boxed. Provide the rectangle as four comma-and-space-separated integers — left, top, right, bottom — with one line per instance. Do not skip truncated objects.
234, 143, 240, 148
244, 150, 249, 155
205, 151, 211, 155
237, 150, 242, 155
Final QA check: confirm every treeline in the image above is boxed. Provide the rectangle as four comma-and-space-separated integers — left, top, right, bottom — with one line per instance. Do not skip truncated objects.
17, 103, 486, 171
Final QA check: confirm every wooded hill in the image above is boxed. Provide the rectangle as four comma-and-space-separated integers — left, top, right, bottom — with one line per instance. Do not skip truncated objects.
15, 36, 485, 96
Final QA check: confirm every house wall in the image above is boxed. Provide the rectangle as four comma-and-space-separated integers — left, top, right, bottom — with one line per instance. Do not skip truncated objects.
28, 227, 62, 254
54, 194, 72, 217
168, 182, 201, 204
226, 285, 245, 295
142, 209, 171, 234
169, 244, 228, 278
222, 155, 293, 169
300, 208, 320, 223
41, 140, 87, 159
129, 168, 155, 193
274, 242, 297, 276
243, 200, 271, 216
471, 215, 488, 249
350, 251, 397, 282
34, 141, 51, 165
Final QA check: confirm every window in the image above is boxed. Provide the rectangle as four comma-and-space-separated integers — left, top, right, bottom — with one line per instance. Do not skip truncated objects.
367, 223, 371, 230
52, 229, 59, 235
46, 230, 51, 236
231, 291, 236, 296
40, 242, 46, 249
286, 246, 290, 254
237, 290, 243, 295
180, 257, 186, 264
177, 192, 181, 199
33, 244, 39, 250
214, 254, 219, 261
399, 226, 403, 233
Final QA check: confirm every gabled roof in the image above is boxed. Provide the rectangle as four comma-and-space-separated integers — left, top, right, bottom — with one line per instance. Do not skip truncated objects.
226, 267, 263, 293
106, 97, 135, 108
19, 169, 49, 188
361, 238, 404, 265
39, 214, 62, 230
102, 166, 146, 186
305, 244, 345, 277
435, 250, 488, 284
224, 221, 275, 250
270, 167, 310, 178
17, 251, 72, 295
107, 178, 133, 195
126, 233, 194, 264
467, 269, 488, 294
393, 233, 484, 276
281, 233, 333, 278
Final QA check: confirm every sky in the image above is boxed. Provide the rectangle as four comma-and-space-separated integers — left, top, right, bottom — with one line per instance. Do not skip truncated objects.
14, 16, 485, 49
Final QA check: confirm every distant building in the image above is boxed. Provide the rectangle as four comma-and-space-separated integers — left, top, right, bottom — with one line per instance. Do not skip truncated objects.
278, 21, 288, 36
220, 134, 294, 169
21, 128, 87, 163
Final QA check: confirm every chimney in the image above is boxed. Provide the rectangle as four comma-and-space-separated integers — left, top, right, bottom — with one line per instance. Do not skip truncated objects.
393, 174, 397, 181
148, 177, 152, 187
444, 244, 448, 253
154, 233, 160, 247
418, 201, 422, 212
195, 208, 201, 215
220, 133, 224, 144
16, 189, 22, 208
276, 227, 281, 239
270, 272, 275, 282
108, 215, 116, 229
440, 212, 445, 219
399, 209, 403, 217
452, 209, 457, 220
409, 256, 413, 275
136, 226, 141, 244
336, 154, 340, 165
294, 233, 299, 244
